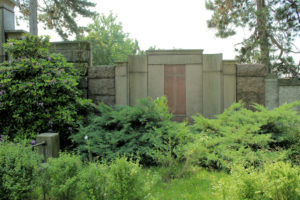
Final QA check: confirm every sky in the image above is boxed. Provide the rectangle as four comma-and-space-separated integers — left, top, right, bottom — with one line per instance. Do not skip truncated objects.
15, 0, 299, 61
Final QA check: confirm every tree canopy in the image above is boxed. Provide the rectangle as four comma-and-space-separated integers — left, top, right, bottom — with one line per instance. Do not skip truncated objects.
16, 0, 96, 40
80, 12, 140, 65
206, 0, 300, 77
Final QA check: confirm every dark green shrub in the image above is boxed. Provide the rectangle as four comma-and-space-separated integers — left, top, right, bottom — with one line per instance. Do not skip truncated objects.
214, 162, 300, 200
39, 153, 82, 200
0, 35, 93, 147
106, 157, 151, 200
71, 97, 181, 165
0, 142, 41, 200
187, 101, 300, 171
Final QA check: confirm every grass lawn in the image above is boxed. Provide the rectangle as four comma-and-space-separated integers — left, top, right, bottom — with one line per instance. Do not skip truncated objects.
150, 166, 228, 200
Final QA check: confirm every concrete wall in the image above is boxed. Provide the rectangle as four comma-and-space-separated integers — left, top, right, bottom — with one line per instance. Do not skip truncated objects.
265, 78, 300, 112
236, 64, 268, 109
115, 50, 238, 119
50, 41, 92, 99
88, 66, 115, 105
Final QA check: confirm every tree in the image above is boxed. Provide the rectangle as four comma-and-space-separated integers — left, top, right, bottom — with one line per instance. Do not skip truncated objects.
80, 12, 140, 65
16, 0, 96, 40
206, 0, 300, 77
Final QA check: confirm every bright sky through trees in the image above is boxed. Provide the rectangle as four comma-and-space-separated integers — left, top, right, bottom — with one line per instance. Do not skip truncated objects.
16, 0, 300, 61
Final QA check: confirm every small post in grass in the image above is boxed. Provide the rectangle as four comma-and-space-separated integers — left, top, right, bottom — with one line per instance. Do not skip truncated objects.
35, 133, 60, 162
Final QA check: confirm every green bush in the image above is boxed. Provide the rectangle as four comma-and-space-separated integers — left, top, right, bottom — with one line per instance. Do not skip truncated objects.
106, 157, 151, 200
79, 162, 108, 200
0, 35, 93, 147
71, 96, 183, 165
39, 153, 82, 200
214, 162, 300, 200
187, 101, 300, 171
0, 142, 41, 200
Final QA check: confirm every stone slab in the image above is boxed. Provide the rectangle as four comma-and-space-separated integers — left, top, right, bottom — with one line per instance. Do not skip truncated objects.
278, 79, 300, 86
237, 77, 265, 108
129, 72, 147, 105
36, 133, 60, 161
279, 86, 300, 112
186, 64, 203, 117
203, 54, 223, 72
148, 55, 202, 65
223, 75, 236, 109
115, 63, 128, 105
237, 64, 267, 77
90, 95, 115, 106
88, 66, 115, 79
223, 60, 236, 75
203, 71, 223, 118
147, 49, 203, 55
148, 65, 164, 99
265, 78, 279, 110
88, 79, 115, 95
128, 55, 147, 72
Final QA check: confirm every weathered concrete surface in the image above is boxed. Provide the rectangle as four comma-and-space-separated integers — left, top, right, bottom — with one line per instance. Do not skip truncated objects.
148, 55, 203, 65
265, 75, 279, 110
90, 95, 115, 106
128, 55, 147, 72
279, 85, 300, 113
88, 66, 115, 79
203, 54, 223, 118
186, 64, 203, 117
88, 79, 115, 95
148, 65, 164, 99
115, 62, 128, 105
223, 60, 236, 109
237, 64, 267, 77
36, 133, 60, 161
236, 64, 267, 109
129, 72, 147, 106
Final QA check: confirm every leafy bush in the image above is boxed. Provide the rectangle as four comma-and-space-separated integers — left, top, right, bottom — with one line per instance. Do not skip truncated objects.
0, 142, 41, 200
39, 153, 82, 200
106, 157, 151, 200
0, 35, 93, 147
79, 162, 108, 200
71, 97, 183, 165
214, 162, 300, 200
187, 101, 300, 171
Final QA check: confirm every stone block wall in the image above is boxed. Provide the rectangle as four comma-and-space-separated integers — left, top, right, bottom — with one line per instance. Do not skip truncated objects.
265, 77, 300, 112
236, 64, 268, 109
50, 41, 91, 98
88, 66, 116, 105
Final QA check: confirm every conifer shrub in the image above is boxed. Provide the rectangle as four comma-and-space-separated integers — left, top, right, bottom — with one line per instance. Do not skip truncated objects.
71, 97, 183, 165
187, 101, 300, 171
0, 35, 93, 147
0, 142, 41, 200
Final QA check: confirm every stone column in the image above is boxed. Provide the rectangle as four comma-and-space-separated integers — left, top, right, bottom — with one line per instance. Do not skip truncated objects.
265, 74, 279, 110
0, 0, 16, 62
236, 64, 268, 109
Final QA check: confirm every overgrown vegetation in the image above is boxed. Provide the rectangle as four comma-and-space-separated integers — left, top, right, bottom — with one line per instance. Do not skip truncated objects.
0, 35, 93, 147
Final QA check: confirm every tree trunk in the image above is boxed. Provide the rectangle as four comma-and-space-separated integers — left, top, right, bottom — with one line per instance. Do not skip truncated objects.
29, 0, 38, 35
256, 0, 270, 73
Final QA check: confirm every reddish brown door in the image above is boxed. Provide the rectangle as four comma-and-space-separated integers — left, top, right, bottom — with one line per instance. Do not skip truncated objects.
164, 65, 186, 121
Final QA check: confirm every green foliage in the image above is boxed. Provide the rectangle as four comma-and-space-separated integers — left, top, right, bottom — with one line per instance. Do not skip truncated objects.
187, 101, 300, 171
206, 0, 300, 76
40, 153, 82, 200
80, 12, 140, 65
106, 157, 152, 200
214, 162, 300, 200
0, 142, 41, 200
72, 97, 180, 165
78, 162, 108, 200
16, 0, 96, 40
0, 34, 93, 147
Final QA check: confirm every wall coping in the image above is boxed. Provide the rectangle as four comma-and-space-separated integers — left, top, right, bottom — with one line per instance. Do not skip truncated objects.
279, 79, 300, 86
236, 64, 268, 77
147, 49, 203, 55
0, 0, 16, 12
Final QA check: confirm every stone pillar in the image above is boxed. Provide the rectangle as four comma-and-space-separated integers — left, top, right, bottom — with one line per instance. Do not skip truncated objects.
115, 62, 129, 105
0, 0, 16, 62
36, 133, 60, 161
236, 64, 268, 109
265, 74, 279, 110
